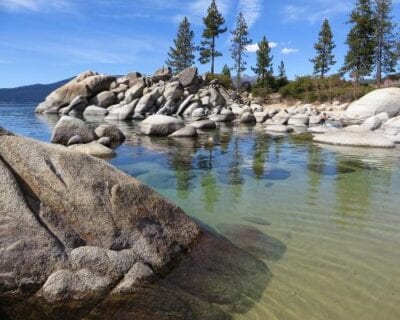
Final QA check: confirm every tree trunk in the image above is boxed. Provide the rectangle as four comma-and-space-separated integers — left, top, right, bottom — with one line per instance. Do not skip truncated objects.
211, 36, 215, 75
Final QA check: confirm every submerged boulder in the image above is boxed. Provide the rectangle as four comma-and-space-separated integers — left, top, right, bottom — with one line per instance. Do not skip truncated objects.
0, 130, 200, 308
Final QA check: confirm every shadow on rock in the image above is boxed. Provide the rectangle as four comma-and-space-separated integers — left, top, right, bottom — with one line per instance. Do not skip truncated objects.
83, 226, 273, 320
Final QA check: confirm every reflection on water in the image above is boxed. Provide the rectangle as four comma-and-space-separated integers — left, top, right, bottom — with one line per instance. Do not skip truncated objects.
1, 104, 400, 319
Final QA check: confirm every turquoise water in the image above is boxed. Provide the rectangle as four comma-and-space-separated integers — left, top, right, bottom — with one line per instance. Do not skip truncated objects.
1, 104, 400, 319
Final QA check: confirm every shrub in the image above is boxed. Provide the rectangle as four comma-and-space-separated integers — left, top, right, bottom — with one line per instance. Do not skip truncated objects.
279, 74, 375, 103
205, 73, 233, 89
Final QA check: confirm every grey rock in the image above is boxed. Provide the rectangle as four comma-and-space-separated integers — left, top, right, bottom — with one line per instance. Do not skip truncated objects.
313, 130, 395, 148
106, 100, 138, 121
344, 88, 400, 122
254, 112, 269, 123
95, 124, 126, 144
35, 71, 115, 113
152, 66, 172, 83
266, 124, 293, 133
177, 67, 198, 87
288, 114, 309, 126
61, 95, 88, 115
89, 91, 116, 109
190, 120, 216, 130
83, 105, 109, 116
240, 111, 256, 124
169, 125, 198, 138
176, 94, 195, 116
111, 262, 155, 295
125, 81, 145, 103
97, 137, 111, 147
67, 135, 82, 146
68, 142, 116, 159
51, 116, 96, 146
140, 115, 185, 136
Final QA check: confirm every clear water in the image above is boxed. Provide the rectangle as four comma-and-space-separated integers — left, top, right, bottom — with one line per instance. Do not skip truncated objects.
1, 104, 400, 319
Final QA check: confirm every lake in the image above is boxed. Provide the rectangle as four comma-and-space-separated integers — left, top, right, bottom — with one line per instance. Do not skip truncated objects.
1, 103, 400, 319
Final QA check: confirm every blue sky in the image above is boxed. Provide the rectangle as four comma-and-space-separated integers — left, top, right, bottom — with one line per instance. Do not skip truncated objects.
0, 0, 399, 87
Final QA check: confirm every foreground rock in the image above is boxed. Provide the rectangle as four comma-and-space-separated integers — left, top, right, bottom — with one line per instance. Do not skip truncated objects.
313, 130, 395, 148
0, 129, 200, 312
343, 88, 400, 123
95, 124, 126, 145
140, 115, 184, 136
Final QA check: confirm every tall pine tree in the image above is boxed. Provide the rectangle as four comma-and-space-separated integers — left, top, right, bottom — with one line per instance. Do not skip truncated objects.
222, 64, 231, 78
231, 13, 252, 92
310, 19, 336, 78
251, 36, 273, 87
166, 17, 196, 73
199, 0, 227, 75
341, 0, 376, 86
374, 0, 397, 87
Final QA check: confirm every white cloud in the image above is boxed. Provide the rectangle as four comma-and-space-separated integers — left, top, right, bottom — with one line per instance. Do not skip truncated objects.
281, 47, 299, 55
0, 0, 71, 11
238, 0, 262, 28
246, 41, 278, 53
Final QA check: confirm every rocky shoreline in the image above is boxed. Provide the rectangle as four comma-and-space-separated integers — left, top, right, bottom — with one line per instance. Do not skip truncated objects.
35, 68, 400, 153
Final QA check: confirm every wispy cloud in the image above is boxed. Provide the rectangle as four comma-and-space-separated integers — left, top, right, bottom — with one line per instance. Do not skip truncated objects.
0, 0, 71, 12
246, 41, 278, 53
238, 0, 263, 28
0, 59, 9, 63
283, 0, 352, 24
173, 0, 232, 25
281, 47, 299, 55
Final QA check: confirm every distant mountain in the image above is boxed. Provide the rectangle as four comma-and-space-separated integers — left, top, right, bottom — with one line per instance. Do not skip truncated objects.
0, 78, 72, 103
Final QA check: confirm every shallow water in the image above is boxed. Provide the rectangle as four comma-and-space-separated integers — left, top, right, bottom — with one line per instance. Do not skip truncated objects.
1, 104, 400, 320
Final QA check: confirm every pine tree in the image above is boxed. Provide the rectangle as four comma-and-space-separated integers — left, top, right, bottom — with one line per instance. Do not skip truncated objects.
374, 0, 397, 87
166, 17, 196, 73
341, 0, 376, 86
231, 12, 252, 92
278, 61, 287, 79
199, 0, 227, 75
251, 36, 273, 87
310, 19, 336, 78
277, 60, 289, 88
222, 64, 231, 78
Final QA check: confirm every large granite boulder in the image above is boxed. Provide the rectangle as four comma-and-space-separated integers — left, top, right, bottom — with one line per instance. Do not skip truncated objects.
0, 129, 200, 309
36, 71, 116, 114
140, 115, 184, 136
313, 130, 395, 148
68, 142, 116, 158
51, 116, 96, 145
83, 105, 109, 116
343, 88, 400, 123
177, 67, 198, 87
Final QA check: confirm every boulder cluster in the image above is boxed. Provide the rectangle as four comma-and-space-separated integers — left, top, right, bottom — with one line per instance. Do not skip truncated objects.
36, 68, 400, 149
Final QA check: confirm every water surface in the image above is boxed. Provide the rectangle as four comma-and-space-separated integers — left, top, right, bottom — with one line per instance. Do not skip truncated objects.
1, 104, 400, 319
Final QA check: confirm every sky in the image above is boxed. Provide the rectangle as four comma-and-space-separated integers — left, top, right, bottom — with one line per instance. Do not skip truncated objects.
0, 0, 399, 88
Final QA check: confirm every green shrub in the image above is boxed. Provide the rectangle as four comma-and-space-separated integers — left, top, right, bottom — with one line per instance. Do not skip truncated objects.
279, 74, 375, 103
205, 73, 233, 89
